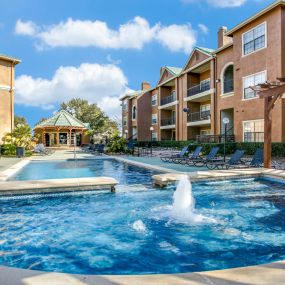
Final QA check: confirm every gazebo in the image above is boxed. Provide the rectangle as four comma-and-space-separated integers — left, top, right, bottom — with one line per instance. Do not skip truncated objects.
34, 110, 90, 147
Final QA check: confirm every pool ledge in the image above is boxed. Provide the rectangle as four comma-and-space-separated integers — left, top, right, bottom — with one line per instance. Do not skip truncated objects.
1, 260, 285, 285
0, 177, 118, 195
152, 168, 285, 186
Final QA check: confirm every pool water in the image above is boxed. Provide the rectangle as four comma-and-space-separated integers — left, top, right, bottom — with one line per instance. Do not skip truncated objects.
8, 159, 157, 184
1, 177, 285, 274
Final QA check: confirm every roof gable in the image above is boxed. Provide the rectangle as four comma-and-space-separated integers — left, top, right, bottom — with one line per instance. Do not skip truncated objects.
157, 66, 181, 85
34, 110, 87, 129
183, 47, 213, 71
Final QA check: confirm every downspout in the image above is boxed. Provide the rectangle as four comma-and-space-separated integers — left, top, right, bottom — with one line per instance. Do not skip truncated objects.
213, 56, 217, 135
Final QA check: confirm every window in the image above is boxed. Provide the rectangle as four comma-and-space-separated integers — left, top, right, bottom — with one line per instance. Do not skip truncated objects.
200, 104, 210, 112
151, 132, 158, 141
222, 64, 234, 94
151, 94, 157, 106
200, 104, 210, 120
243, 23, 266, 56
132, 106, 137, 120
200, 79, 210, 92
243, 71, 266, 100
200, 129, 211, 135
243, 120, 264, 142
123, 116, 127, 126
152, 113, 157, 125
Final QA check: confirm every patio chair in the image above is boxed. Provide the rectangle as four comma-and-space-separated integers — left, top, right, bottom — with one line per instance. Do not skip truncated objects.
172, 146, 203, 164
206, 149, 245, 170
96, 144, 105, 155
191, 147, 221, 167
160, 145, 190, 162
240, 148, 264, 168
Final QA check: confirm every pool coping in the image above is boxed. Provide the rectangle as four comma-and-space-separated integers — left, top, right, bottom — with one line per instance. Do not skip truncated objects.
1, 260, 285, 285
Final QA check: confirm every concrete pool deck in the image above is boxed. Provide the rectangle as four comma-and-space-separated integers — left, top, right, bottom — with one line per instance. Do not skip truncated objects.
1, 260, 285, 285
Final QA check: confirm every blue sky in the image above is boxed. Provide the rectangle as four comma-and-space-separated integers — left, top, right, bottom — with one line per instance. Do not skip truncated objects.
0, 0, 273, 127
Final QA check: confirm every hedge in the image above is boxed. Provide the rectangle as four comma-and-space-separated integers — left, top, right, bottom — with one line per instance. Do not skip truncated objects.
134, 141, 285, 157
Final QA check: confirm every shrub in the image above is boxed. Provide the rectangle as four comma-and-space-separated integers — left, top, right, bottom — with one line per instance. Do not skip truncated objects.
0, 144, 16, 156
107, 136, 127, 153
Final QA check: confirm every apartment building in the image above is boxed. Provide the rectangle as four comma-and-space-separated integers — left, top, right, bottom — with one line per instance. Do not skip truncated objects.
121, 0, 285, 143
0, 54, 20, 141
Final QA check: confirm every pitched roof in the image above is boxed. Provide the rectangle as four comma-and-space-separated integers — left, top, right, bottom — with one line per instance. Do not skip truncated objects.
34, 110, 88, 129
120, 90, 143, 100
165, 66, 182, 76
196, 47, 214, 55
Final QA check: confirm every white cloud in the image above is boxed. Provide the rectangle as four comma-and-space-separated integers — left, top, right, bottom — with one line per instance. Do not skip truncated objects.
198, 23, 209, 34
181, 0, 246, 8
15, 19, 38, 36
106, 54, 122, 65
15, 63, 129, 120
156, 24, 196, 54
15, 17, 197, 53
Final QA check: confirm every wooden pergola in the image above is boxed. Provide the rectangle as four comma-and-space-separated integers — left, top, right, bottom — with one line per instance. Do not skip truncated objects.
251, 78, 285, 168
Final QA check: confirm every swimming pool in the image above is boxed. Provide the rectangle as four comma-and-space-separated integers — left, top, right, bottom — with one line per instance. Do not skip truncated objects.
7, 158, 158, 184
1, 176, 285, 274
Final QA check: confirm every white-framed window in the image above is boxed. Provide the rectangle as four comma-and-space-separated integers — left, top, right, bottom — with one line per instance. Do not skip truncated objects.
123, 116, 127, 126
151, 132, 158, 141
200, 78, 210, 92
243, 71, 266, 100
152, 113, 157, 125
132, 105, 137, 120
200, 129, 211, 135
151, 94, 157, 106
200, 104, 210, 112
200, 104, 211, 120
243, 119, 264, 142
122, 100, 128, 110
221, 64, 234, 95
242, 22, 266, 56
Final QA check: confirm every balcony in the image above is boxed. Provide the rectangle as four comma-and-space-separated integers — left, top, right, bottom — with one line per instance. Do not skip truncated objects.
160, 91, 176, 106
187, 80, 211, 97
160, 117, 176, 128
187, 110, 211, 127
244, 132, 264, 142
196, 134, 235, 143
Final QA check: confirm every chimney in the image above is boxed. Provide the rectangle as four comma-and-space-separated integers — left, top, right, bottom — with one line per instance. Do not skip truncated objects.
141, 81, 151, 91
218, 26, 232, 48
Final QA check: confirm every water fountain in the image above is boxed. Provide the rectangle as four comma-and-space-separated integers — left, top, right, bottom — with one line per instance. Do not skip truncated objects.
170, 175, 206, 223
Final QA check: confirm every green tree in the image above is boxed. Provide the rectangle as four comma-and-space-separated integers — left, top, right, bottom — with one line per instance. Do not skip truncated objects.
3, 124, 32, 148
14, 115, 28, 127
60, 98, 119, 136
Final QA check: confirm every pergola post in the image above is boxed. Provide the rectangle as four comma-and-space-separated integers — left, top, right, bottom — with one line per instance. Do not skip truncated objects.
264, 96, 272, 168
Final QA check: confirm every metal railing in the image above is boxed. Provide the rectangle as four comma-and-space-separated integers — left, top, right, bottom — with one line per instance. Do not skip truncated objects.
223, 79, 234, 94
160, 91, 176, 106
161, 117, 176, 126
187, 80, 210, 97
187, 110, 211, 122
244, 132, 264, 142
196, 134, 235, 143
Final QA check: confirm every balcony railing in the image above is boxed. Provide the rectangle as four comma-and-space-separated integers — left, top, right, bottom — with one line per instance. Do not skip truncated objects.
161, 117, 176, 126
187, 110, 211, 123
244, 132, 264, 142
187, 80, 211, 97
160, 91, 176, 106
223, 79, 234, 94
196, 134, 235, 143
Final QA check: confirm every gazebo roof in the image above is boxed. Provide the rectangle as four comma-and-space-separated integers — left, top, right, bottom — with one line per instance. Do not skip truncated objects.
34, 110, 88, 129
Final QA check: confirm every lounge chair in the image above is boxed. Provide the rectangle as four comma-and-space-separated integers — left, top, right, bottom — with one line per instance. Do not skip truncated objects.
34, 144, 52, 155
172, 146, 203, 164
240, 148, 264, 168
160, 145, 190, 162
206, 149, 245, 170
191, 147, 221, 167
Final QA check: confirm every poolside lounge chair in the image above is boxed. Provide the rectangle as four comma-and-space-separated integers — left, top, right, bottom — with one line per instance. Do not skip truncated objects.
206, 149, 245, 170
240, 148, 264, 168
34, 144, 52, 156
172, 146, 203, 164
160, 145, 190, 162
191, 147, 221, 167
